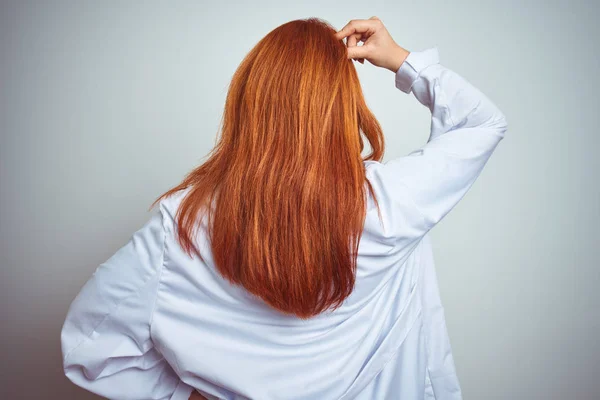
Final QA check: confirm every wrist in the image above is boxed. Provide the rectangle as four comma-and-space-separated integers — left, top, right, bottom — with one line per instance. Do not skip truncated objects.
388, 46, 410, 73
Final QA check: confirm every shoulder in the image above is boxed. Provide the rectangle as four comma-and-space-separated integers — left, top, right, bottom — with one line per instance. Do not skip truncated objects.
363, 159, 382, 182
363, 159, 380, 169
153, 187, 194, 229
362, 159, 431, 247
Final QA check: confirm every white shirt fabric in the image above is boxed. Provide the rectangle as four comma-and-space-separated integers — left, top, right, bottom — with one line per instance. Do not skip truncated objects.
61, 46, 508, 400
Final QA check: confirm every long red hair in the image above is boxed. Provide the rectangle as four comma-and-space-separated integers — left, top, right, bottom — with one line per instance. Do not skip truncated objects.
150, 17, 385, 319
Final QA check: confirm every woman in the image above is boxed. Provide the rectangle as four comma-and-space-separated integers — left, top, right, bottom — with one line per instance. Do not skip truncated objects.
61, 16, 507, 400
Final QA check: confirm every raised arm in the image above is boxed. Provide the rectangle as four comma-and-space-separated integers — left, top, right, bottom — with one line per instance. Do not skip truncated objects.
335, 17, 508, 249
371, 45, 508, 247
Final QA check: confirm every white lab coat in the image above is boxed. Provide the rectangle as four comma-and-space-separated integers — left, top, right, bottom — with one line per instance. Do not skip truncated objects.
61, 46, 508, 399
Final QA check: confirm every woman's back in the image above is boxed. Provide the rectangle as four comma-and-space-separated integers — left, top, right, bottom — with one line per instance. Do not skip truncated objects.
60, 19, 507, 400
148, 177, 423, 399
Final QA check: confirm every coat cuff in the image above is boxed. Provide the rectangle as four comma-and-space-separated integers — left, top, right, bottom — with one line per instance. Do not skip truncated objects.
170, 380, 195, 400
395, 46, 440, 94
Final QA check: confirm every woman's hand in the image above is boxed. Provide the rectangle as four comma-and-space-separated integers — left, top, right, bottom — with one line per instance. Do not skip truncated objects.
189, 390, 208, 400
335, 16, 410, 73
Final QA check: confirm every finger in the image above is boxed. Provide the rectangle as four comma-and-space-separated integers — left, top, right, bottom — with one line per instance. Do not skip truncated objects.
347, 33, 358, 48
345, 32, 366, 64
352, 35, 365, 64
347, 44, 370, 60
334, 19, 377, 40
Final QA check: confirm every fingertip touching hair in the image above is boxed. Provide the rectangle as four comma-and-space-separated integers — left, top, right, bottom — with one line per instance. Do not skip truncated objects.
151, 17, 386, 319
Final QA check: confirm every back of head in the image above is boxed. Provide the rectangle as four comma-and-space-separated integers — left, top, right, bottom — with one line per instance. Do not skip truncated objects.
152, 17, 385, 319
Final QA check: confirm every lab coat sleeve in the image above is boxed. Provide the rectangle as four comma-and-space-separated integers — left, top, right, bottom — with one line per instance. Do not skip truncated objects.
375, 46, 508, 243
60, 205, 195, 400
